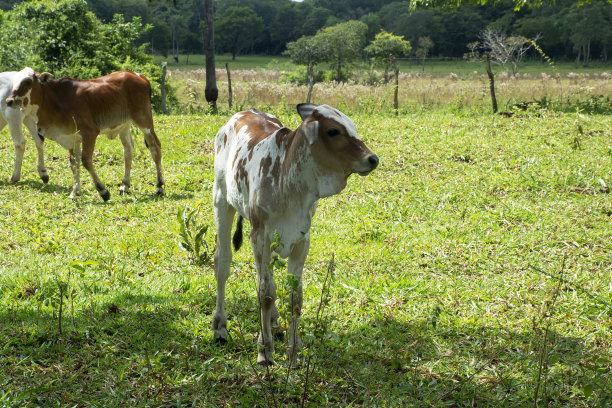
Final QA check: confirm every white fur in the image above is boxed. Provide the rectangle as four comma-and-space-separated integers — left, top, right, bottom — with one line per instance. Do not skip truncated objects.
0, 68, 48, 184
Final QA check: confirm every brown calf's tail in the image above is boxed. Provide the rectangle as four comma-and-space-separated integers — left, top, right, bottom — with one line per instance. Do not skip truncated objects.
232, 215, 244, 251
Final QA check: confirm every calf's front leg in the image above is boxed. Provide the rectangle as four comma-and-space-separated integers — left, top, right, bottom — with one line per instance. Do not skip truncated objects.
287, 237, 309, 366
118, 127, 133, 195
6, 111, 25, 184
68, 145, 82, 199
24, 118, 48, 183
251, 229, 276, 366
81, 133, 110, 201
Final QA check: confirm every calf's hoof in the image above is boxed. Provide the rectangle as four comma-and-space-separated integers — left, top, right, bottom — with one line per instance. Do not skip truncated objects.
9, 175, 20, 184
257, 347, 275, 366
212, 323, 228, 345
100, 190, 111, 202
41, 174, 49, 184
214, 336, 228, 345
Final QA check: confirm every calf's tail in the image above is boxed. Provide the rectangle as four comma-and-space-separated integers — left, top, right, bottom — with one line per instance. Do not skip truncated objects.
232, 215, 244, 251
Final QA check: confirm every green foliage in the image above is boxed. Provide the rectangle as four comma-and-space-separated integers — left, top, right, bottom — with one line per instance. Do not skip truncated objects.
365, 30, 412, 70
215, 6, 264, 60
177, 198, 215, 267
0, 0, 172, 112
284, 35, 331, 70
317, 20, 368, 81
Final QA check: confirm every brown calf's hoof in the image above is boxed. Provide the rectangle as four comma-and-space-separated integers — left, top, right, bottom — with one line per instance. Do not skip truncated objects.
100, 190, 111, 202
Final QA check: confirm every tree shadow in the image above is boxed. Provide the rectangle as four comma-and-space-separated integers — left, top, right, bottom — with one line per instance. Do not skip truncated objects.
0, 287, 607, 407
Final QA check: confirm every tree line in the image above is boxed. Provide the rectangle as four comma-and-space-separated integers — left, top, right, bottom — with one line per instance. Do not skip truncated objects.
2, 0, 611, 65
83, 0, 612, 65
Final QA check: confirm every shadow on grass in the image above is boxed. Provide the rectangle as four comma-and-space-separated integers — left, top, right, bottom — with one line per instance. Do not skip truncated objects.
0, 290, 607, 407
0, 178, 69, 194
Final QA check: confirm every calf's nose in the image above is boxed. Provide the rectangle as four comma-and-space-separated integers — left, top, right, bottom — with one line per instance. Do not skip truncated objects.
6, 98, 15, 107
367, 154, 379, 170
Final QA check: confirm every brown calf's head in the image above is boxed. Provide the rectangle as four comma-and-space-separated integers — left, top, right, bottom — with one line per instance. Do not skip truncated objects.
297, 103, 378, 177
5, 68, 53, 108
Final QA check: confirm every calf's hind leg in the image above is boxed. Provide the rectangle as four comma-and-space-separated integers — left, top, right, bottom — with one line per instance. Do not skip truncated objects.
138, 126, 164, 196
212, 200, 236, 344
23, 117, 49, 183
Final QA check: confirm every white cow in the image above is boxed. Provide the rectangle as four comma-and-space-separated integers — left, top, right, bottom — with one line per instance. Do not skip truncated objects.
0, 68, 48, 184
213, 103, 379, 365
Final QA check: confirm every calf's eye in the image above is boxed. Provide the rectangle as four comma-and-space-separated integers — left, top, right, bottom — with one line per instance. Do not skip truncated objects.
327, 129, 340, 137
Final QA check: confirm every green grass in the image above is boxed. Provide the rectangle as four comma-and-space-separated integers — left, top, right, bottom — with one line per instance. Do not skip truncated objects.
153, 53, 612, 75
0, 108, 611, 406
153, 54, 295, 71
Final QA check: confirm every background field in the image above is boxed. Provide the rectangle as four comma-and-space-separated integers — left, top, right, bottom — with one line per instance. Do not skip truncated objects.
0, 67, 611, 406
160, 56, 612, 116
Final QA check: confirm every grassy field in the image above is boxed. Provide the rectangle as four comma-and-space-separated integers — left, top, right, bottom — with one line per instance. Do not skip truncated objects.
161, 56, 612, 116
0, 102, 610, 406
154, 54, 612, 75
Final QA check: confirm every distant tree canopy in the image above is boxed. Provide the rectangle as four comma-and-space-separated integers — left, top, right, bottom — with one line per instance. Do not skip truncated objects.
2, 0, 612, 65
215, 6, 264, 60
408, 0, 610, 9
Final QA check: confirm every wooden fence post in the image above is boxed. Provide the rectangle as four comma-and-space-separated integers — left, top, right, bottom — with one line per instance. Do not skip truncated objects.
226, 63, 232, 111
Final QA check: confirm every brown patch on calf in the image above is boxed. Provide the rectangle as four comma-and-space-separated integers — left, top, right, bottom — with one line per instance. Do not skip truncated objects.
271, 157, 281, 180
308, 113, 372, 175
259, 155, 273, 178
232, 147, 242, 169
233, 111, 282, 153
275, 127, 292, 149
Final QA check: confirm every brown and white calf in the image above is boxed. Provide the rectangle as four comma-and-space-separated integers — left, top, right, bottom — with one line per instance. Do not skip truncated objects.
1, 68, 48, 184
5, 68, 164, 201
213, 104, 378, 365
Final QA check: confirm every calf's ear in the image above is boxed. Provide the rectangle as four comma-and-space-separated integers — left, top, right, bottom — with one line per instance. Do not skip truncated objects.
297, 103, 317, 120
38, 72, 54, 84
304, 120, 319, 145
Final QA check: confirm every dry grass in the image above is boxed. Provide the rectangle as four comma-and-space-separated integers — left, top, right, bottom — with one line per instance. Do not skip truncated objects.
168, 68, 612, 114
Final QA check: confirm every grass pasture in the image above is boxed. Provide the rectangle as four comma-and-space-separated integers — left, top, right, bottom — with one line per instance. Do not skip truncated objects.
0, 102, 611, 405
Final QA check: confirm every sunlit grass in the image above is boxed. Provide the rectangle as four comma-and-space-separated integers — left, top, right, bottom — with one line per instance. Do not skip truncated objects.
0, 106, 611, 406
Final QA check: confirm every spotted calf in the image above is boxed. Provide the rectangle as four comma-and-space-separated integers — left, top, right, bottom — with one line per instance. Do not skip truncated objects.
212, 103, 379, 365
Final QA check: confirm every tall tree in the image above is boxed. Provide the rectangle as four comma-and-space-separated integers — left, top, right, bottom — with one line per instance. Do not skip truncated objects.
416, 36, 434, 72
318, 20, 368, 81
365, 30, 411, 81
365, 30, 411, 113
559, 0, 610, 66
203, 0, 217, 112
284, 34, 332, 102
479, 28, 539, 74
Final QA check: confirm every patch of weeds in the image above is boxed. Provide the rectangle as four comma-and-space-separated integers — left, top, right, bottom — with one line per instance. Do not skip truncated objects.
177, 198, 215, 267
